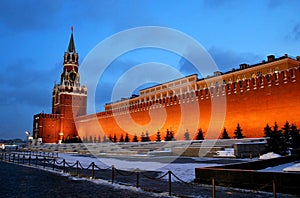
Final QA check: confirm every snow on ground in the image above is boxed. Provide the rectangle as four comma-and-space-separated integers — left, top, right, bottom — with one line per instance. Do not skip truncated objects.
260, 162, 296, 172
258, 152, 281, 160
283, 163, 300, 172
70, 176, 170, 198
58, 153, 220, 182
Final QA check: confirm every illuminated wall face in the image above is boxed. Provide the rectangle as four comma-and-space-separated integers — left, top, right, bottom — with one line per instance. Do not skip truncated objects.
76, 59, 300, 141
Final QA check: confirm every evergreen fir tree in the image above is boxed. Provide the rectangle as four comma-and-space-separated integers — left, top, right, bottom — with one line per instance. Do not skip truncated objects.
125, 133, 130, 142
108, 134, 113, 142
184, 130, 190, 140
132, 134, 138, 142
144, 131, 150, 142
156, 131, 161, 142
290, 124, 300, 149
164, 129, 175, 141
220, 128, 230, 139
141, 132, 146, 142
234, 123, 244, 139
89, 136, 93, 143
264, 124, 272, 138
268, 122, 287, 155
113, 134, 117, 143
195, 128, 204, 140
119, 134, 124, 142
94, 136, 97, 143
282, 121, 291, 148
98, 136, 101, 143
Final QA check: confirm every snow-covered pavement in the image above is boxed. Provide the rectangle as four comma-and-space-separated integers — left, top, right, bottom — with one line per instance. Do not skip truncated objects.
58, 153, 222, 182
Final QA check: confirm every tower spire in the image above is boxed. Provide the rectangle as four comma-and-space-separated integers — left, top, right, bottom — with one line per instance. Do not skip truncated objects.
68, 26, 76, 53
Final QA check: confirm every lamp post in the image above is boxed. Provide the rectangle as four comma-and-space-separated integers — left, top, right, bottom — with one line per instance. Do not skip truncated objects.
25, 131, 31, 145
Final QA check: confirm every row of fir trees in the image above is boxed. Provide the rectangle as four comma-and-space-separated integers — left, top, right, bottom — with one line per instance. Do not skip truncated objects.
264, 121, 300, 155
81, 121, 300, 155
82, 123, 245, 143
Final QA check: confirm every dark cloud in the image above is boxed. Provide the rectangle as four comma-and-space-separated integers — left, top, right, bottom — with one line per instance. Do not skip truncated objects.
178, 48, 262, 79
286, 23, 300, 41
94, 58, 141, 110
178, 57, 201, 77
0, 59, 60, 108
0, 0, 61, 35
267, 0, 291, 9
0, 58, 63, 138
208, 47, 263, 72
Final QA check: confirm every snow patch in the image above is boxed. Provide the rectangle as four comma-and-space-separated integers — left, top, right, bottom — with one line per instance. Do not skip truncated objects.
283, 163, 300, 172
258, 152, 281, 160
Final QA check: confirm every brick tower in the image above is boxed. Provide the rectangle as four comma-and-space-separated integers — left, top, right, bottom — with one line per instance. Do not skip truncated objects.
33, 29, 87, 143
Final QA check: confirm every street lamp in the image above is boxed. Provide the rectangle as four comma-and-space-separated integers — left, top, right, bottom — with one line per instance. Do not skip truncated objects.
25, 131, 31, 145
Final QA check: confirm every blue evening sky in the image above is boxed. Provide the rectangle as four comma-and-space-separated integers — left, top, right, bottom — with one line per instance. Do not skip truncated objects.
1, 0, 300, 139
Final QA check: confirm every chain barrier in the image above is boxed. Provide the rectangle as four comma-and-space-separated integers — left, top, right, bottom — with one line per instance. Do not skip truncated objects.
55, 159, 64, 165
81, 163, 93, 170
94, 164, 111, 171
0, 151, 281, 197
115, 168, 136, 176
141, 170, 169, 181
65, 161, 77, 168
77, 161, 85, 169
256, 181, 272, 192
170, 171, 190, 184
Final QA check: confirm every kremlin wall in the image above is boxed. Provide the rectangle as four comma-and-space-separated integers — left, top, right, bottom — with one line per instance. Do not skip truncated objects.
76, 54, 300, 142
33, 32, 300, 143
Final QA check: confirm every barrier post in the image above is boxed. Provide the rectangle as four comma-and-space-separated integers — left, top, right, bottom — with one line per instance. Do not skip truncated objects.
168, 171, 172, 196
8, 153, 10, 162
13, 153, 15, 163
35, 155, 38, 167
17, 154, 20, 164
112, 165, 115, 184
43, 157, 46, 169
136, 168, 139, 188
91, 162, 95, 179
28, 155, 31, 166
212, 177, 215, 198
273, 179, 277, 198
76, 160, 79, 176
63, 159, 66, 173
22, 155, 25, 164
52, 159, 55, 170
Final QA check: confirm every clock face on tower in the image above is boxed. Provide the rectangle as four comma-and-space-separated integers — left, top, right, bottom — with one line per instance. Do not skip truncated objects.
69, 71, 77, 82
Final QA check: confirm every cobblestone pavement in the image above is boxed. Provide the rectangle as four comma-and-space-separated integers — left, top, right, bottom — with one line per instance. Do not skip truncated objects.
0, 161, 165, 198
0, 159, 297, 198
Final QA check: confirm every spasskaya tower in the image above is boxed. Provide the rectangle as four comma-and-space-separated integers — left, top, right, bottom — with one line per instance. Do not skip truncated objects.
33, 28, 87, 143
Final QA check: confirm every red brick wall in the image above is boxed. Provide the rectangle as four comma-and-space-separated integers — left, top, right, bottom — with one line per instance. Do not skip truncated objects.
33, 114, 61, 143
76, 67, 300, 141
